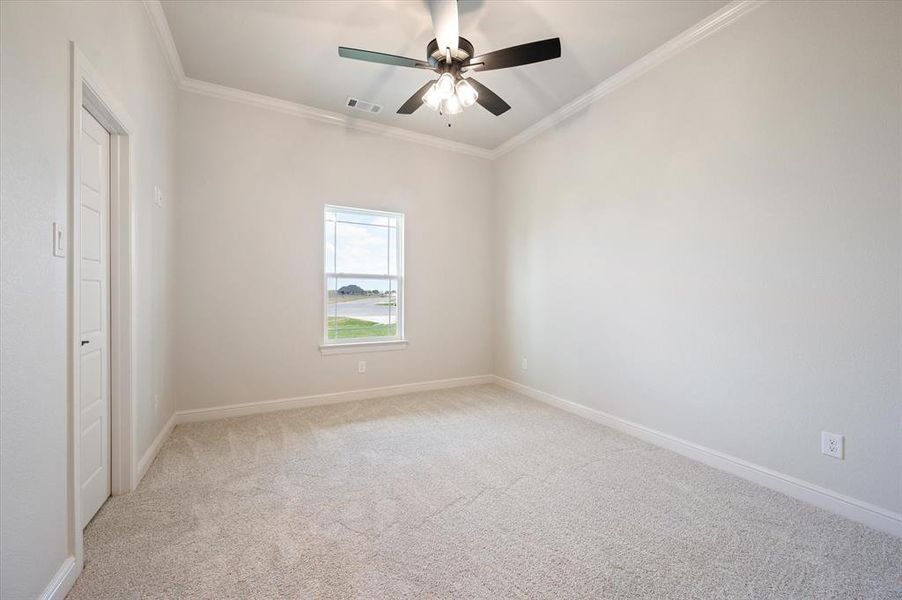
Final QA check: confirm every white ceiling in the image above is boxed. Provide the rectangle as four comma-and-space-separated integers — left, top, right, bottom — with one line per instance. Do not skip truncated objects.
161, 1, 729, 150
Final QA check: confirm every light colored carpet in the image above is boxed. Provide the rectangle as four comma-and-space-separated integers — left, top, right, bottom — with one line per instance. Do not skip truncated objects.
69, 385, 901, 599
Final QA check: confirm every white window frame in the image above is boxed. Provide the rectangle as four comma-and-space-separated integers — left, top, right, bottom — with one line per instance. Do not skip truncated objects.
321, 205, 406, 354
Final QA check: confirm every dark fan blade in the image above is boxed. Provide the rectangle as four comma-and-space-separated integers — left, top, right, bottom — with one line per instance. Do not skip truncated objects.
427, 0, 459, 54
465, 38, 561, 72
338, 47, 433, 70
397, 80, 437, 114
466, 78, 511, 116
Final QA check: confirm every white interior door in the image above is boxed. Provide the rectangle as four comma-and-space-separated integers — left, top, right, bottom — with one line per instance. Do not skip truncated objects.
79, 107, 111, 527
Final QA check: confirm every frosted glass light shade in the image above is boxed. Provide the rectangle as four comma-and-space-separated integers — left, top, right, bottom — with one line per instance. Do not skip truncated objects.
435, 73, 455, 100
422, 84, 441, 111
442, 93, 462, 115
456, 79, 478, 107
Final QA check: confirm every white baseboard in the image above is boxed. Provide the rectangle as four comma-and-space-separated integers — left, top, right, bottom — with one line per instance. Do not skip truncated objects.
136, 413, 176, 484
175, 375, 494, 424
39, 556, 78, 600
493, 376, 902, 538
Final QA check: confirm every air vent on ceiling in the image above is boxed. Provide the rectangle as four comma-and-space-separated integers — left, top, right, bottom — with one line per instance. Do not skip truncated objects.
346, 97, 383, 114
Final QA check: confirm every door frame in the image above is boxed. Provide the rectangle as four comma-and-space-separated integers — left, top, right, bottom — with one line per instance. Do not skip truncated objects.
67, 42, 137, 576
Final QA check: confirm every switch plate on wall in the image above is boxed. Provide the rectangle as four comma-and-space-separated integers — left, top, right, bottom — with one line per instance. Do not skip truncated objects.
821, 431, 844, 459
154, 185, 163, 207
358, 360, 366, 374
53, 222, 65, 257
521, 357, 528, 371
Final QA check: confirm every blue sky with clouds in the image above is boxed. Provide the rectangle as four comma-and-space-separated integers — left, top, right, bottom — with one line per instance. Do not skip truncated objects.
325, 208, 399, 292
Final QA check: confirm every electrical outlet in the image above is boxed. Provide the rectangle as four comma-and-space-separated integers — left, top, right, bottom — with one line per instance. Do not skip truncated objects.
358, 360, 366, 374
821, 431, 844, 459
521, 357, 528, 371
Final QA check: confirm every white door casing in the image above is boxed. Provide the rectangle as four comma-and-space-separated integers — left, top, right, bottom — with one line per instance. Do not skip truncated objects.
79, 107, 111, 526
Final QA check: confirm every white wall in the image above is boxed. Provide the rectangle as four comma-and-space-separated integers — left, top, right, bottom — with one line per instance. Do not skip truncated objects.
174, 92, 494, 412
2, 2, 899, 596
494, 0, 902, 514
0, 2, 178, 597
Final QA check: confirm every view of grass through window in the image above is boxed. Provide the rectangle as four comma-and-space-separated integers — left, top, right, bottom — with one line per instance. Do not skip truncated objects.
324, 206, 402, 342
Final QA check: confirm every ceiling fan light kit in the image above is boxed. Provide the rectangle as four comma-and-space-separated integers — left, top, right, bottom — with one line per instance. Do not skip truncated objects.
435, 72, 456, 100
420, 69, 477, 117
422, 84, 442, 111
338, 0, 561, 120
442, 92, 463, 115
455, 79, 478, 108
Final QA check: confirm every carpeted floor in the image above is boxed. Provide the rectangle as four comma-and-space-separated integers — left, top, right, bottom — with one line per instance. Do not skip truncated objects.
69, 384, 901, 599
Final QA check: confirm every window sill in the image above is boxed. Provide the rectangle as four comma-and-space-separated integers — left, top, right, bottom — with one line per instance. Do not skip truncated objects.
320, 340, 408, 355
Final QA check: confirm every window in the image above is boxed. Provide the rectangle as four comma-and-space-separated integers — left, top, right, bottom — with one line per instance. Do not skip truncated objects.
323, 205, 404, 347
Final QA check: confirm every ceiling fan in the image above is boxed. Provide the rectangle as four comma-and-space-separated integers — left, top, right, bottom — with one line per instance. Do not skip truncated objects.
338, 0, 561, 118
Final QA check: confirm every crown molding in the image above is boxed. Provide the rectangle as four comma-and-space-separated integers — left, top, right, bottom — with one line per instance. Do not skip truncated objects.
141, 0, 492, 159
142, 0, 764, 161
179, 77, 495, 159
492, 0, 767, 158
142, 0, 185, 83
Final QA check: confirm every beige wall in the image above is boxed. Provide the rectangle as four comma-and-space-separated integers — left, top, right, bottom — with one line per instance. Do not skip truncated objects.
0, 2, 178, 597
493, 1, 902, 514
2, 2, 901, 597
173, 92, 494, 411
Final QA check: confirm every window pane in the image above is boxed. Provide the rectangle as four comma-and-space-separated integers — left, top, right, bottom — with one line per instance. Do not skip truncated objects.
388, 226, 398, 276
332, 210, 391, 227
327, 277, 398, 340
324, 216, 336, 272
335, 221, 393, 275
324, 206, 402, 344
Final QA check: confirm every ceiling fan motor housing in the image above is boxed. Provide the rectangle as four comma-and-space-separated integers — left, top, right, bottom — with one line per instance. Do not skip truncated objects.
427, 37, 475, 75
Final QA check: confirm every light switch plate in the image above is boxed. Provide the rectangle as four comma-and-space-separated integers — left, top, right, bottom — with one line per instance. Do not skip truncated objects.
53, 222, 65, 257
154, 186, 163, 207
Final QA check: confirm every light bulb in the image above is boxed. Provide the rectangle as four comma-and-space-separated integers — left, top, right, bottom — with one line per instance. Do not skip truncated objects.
422, 84, 441, 111
435, 72, 455, 100
456, 79, 478, 108
442, 93, 462, 115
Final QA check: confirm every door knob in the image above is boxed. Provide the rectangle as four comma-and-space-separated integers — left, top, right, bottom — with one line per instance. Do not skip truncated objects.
81, 340, 89, 346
